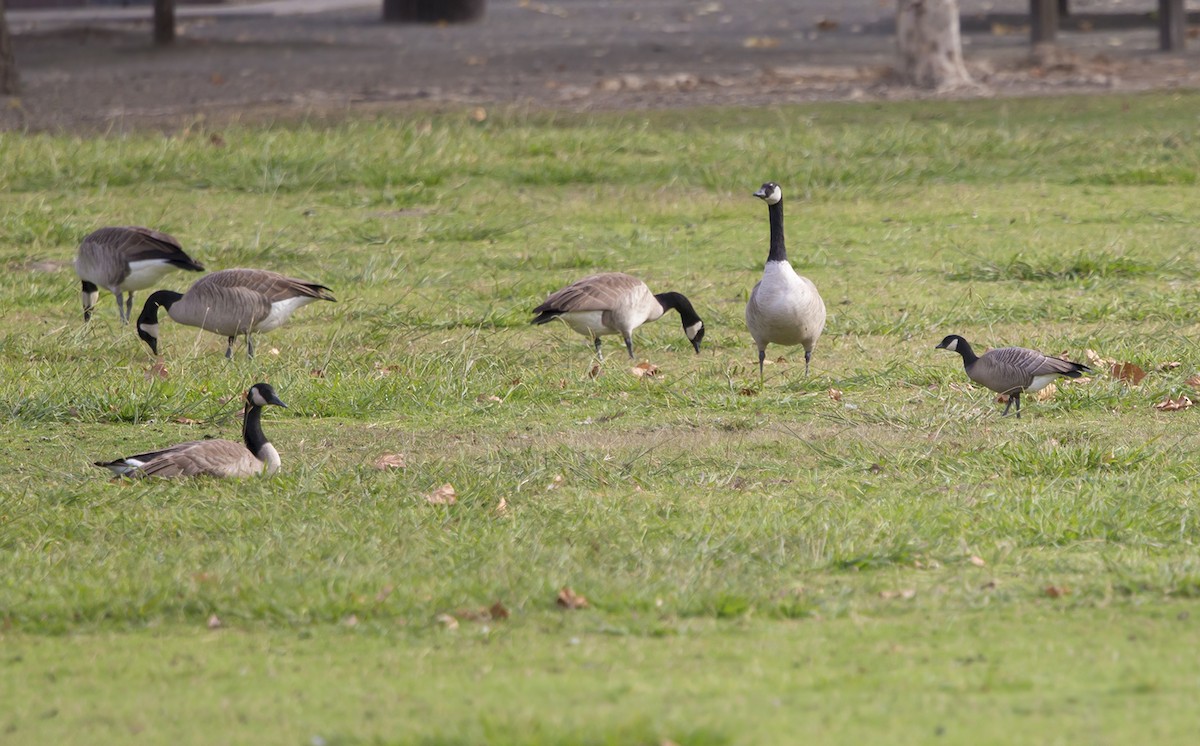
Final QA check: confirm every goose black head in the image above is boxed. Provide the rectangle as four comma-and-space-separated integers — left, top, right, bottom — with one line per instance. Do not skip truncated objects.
753, 182, 782, 206
935, 334, 966, 353
686, 321, 705, 354
246, 383, 288, 409
81, 281, 99, 322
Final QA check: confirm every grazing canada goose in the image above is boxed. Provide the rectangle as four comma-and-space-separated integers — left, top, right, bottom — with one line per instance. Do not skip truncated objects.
935, 334, 1092, 418
137, 268, 336, 359
531, 272, 705, 359
745, 182, 826, 381
74, 226, 205, 324
94, 382, 288, 478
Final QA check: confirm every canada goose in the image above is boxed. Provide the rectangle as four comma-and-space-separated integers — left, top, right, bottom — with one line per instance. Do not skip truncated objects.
137, 268, 336, 358
74, 226, 205, 324
531, 272, 705, 359
94, 382, 288, 478
744, 182, 826, 381
935, 334, 1092, 418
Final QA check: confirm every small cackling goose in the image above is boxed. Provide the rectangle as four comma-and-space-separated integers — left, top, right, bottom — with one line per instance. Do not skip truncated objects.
744, 182, 827, 381
94, 382, 288, 478
531, 272, 705, 359
137, 268, 336, 358
935, 334, 1092, 418
74, 226, 206, 324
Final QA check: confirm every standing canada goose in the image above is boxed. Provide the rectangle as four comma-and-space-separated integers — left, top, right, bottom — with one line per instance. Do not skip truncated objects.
531, 272, 705, 359
935, 334, 1092, 418
137, 268, 336, 358
745, 182, 826, 381
74, 226, 205, 324
94, 382, 288, 478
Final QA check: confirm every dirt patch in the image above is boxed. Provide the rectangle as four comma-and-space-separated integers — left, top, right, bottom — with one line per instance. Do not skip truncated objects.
4, 0, 1200, 132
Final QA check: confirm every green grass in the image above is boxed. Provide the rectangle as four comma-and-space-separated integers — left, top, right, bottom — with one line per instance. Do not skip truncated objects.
3, 91, 1200, 743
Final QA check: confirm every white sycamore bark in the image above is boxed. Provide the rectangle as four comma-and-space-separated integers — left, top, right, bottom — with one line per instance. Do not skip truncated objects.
896, 0, 973, 89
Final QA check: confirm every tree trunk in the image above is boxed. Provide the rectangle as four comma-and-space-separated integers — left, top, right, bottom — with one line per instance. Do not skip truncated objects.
383, 0, 485, 23
896, 0, 972, 89
154, 0, 175, 45
0, 0, 18, 95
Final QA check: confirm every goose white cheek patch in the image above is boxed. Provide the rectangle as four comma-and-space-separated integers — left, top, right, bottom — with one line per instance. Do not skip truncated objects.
685, 322, 703, 340
944, 338, 958, 352
764, 188, 782, 205
139, 323, 160, 338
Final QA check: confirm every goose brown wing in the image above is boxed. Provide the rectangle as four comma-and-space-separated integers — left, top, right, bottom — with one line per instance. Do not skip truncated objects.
208, 269, 336, 303
136, 439, 261, 478
534, 273, 645, 314
104, 226, 203, 269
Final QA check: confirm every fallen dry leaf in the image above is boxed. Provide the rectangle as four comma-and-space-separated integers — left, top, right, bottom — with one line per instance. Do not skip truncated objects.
1044, 585, 1070, 598
969, 555, 987, 567
587, 363, 602, 380
815, 17, 839, 31
174, 417, 202, 425
207, 614, 222, 630
311, 368, 325, 378
1035, 383, 1058, 402
631, 361, 660, 378
425, 483, 457, 505
743, 36, 781, 48
546, 474, 564, 491
495, 497, 509, 514
1158, 361, 1182, 372
879, 588, 917, 600
1153, 395, 1193, 412
342, 614, 359, 628
268, 347, 280, 356
476, 394, 503, 403
1110, 362, 1146, 385
471, 107, 487, 122
980, 580, 998, 590
738, 387, 758, 397
1086, 349, 1113, 368
144, 360, 169, 381
435, 613, 459, 629
1185, 375, 1200, 390
373, 453, 407, 470
489, 601, 510, 620
556, 586, 589, 610
827, 388, 843, 402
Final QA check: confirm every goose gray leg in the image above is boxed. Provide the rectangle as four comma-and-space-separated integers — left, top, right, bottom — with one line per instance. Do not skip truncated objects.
593, 337, 603, 360
246, 333, 255, 359
804, 349, 812, 376
225, 336, 236, 359
623, 334, 634, 359
124, 292, 134, 325
758, 349, 766, 383
1014, 392, 1022, 419
108, 286, 124, 323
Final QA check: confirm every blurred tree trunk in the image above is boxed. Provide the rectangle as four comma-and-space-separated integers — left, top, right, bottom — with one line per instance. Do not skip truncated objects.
896, 0, 972, 89
383, 0, 485, 23
154, 0, 175, 45
0, 0, 17, 95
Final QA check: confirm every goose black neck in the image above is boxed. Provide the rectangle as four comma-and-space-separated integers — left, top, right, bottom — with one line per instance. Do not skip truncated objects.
955, 338, 979, 366
242, 403, 270, 457
655, 292, 701, 326
137, 290, 183, 326
766, 200, 787, 263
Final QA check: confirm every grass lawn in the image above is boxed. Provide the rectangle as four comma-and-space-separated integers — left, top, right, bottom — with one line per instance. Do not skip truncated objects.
2, 91, 1200, 743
